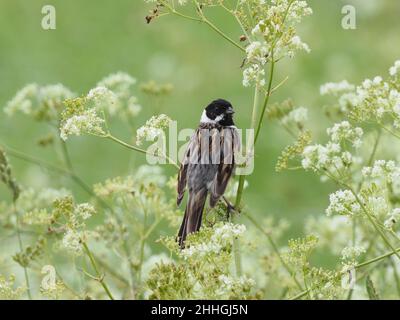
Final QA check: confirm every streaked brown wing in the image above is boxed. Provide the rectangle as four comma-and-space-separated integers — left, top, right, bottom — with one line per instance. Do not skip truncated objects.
177, 129, 199, 206
209, 127, 240, 207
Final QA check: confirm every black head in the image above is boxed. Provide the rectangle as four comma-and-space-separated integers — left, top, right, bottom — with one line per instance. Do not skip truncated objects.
203, 99, 235, 126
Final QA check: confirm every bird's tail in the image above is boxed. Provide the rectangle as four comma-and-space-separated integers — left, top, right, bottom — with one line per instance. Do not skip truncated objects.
177, 188, 208, 248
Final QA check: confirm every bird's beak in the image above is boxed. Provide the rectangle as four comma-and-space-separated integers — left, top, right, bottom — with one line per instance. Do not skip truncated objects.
226, 108, 235, 114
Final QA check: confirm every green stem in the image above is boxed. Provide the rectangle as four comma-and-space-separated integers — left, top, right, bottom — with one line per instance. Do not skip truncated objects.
166, 0, 246, 52
389, 257, 400, 297
220, 3, 250, 40
350, 190, 400, 261
319, 167, 400, 262
93, 254, 129, 286
290, 245, 400, 300
82, 242, 114, 300
202, 18, 245, 52
243, 211, 304, 291
106, 134, 179, 169
14, 204, 32, 300
367, 129, 381, 166
255, 58, 276, 143
137, 204, 148, 285
232, 61, 277, 278
231, 82, 261, 276
4, 141, 150, 297
161, 0, 245, 52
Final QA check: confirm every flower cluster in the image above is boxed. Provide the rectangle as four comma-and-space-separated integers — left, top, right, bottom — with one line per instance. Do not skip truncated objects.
93, 72, 142, 118
180, 223, 246, 259
242, 0, 312, 87
216, 275, 255, 297
322, 61, 400, 127
136, 114, 172, 145
60, 107, 106, 141
341, 246, 366, 261
0, 275, 26, 300
147, 222, 255, 300
362, 160, 400, 198
384, 208, 400, 230
281, 106, 308, 127
320, 80, 355, 96
48, 197, 97, 255
304, 215, 353, 253
326, 190, 360, 217
4, 83, 74, 121
389, 60, 400, 79
301, 121, 363, 172
327, 121, 363, 148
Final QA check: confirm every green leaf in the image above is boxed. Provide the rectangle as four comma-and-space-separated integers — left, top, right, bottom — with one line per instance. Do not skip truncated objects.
366, 275, 380, 300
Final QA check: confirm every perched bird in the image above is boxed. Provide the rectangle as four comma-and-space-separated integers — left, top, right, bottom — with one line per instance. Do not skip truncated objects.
177, 99, 240, 248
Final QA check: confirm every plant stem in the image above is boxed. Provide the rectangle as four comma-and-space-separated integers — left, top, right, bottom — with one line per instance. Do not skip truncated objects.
290, 245, 400, 300
243, 211, 304, 291
93, 254, 129, 286
82, 242, 114, 300
137, 204, 148, 285
4, 142, 150, 297
231, 82, 261, 276
202, 17, 245, 52
320, 167, 400, 262
166, 0, 246, 53
232, 60, 278, 278
106, 134, 179, 169
389, 257, 400, 297
255, 58, 276, 143
350, 190, 400, 261
14, 203, 32, 300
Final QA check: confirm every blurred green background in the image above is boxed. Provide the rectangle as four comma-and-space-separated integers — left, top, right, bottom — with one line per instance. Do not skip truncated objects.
0, 0, 399, 243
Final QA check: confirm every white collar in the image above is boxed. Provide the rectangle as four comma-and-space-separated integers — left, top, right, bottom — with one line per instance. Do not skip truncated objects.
200, 110, 223, 124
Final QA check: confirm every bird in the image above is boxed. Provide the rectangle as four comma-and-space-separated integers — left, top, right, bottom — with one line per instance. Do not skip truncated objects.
176, 99, 240, 248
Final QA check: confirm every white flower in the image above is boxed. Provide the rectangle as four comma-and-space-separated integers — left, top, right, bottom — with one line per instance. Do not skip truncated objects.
320, 80, 355, 96
362, 160, 394, 179
96, 72, 136, 98
327, 121, 363, 148
341, 246, 366, 260
4, 84, 39, 115
243, 64, 265, 87
289, 35, 310, 54
39, 84, 75, 107
180, 223, 246, 259
326, 190, 360, 217
281, 107, 308, 125
384, 208, 400, 229
305, 215, 353, 252
60, 109, 105, 141
389, 60, 400, 77
5, 83, 75, 117
75, 203, 96, 220
245, 41, 269, 65
126, 96, 142, 117
216, 275, 255, 297
367, 196, 388, 217
87, 86, 119, 115
136, 114, 172, 145
62, 228, 83, 254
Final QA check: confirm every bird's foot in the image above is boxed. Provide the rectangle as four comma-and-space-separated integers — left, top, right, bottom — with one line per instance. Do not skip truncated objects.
222, 196, 239, 221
